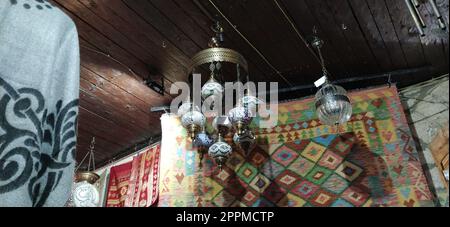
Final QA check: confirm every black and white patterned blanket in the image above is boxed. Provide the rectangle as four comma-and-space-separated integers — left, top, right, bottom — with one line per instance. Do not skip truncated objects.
0, 0, 80, 207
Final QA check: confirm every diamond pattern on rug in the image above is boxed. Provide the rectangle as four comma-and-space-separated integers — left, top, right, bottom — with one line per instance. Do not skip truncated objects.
318, 150, 344, 170
292, 181, 320, 199
237, 163, 258, 184
249, 174, 271, 193
275, 170, 302, 190
329, 133, 355, 157
301, 142, 327, 162
214, 166, 234, 186
240, 188, 259, 207
277, 193, 307, 207
261, 159, 285, 180
306, 166, 333, 185
342, 186, 370, 206
249, 147, 269, 168
226, 151, 245, 172
322, 174, 350, 194
288, 156, 315, 177
272, 145, 299, 166
310, 190, 338, 207
336, 161, 364, 182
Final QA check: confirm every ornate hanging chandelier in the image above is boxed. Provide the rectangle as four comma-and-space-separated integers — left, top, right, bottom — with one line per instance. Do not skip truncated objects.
182, 21, 255, 168
311, 36, 353, 127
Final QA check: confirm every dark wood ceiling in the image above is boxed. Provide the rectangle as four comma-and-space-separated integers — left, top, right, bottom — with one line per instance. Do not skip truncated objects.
51, 0, 449, 168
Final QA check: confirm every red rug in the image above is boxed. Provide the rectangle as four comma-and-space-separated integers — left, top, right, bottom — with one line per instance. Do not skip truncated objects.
106, 145, 161, 207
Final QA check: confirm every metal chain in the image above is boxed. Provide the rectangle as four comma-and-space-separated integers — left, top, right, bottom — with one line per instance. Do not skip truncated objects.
75, 137, 96, 172
316, 45, 328, 78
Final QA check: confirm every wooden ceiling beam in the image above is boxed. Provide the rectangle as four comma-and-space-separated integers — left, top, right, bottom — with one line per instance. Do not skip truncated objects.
79, 77, 156, 134
77, 107, 150, 146
56, 0, 187, 82
54, 1, 179, 99
79, 39, 171, 105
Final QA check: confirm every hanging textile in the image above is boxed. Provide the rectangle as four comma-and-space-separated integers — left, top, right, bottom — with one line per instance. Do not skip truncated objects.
0, 1, 80, 207
106, 162, 132, 207
106, 145, 161, 207
158, 86, 435, 207
126, 145, 161, 207
158, 114, 200, 207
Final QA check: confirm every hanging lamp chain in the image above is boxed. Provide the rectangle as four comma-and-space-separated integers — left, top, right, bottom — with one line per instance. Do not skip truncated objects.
75, 137, 96, 173
311, 36, 329, 81
88, 137, 96, 172
209, 20, 225, 48
317, 46, 327, 77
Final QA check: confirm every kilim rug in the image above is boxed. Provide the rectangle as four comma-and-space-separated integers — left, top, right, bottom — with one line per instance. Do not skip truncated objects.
105, 162, 132, 207
157, 86, 435, 207
106, 145, 161, 207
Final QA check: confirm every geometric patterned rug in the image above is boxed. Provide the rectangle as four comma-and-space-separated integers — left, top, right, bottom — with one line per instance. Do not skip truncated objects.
157, 86, 435, 207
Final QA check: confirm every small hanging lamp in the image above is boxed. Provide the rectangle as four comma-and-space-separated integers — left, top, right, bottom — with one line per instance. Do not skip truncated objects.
193, 127, 214, 162
69, 137, 101, 207
208, 108, 233, 170
181, 72, 207, 140
177, 101, 200, 117
315, 81, 353, 126
229, 106, 253, 135
229, 64, 253, 136
240, 73, 261, 113
202, 63, 224, 101
233, 127, 257, 156
209, 116, 233, 169
181, 110, 206, 140
311, 36, 352, 127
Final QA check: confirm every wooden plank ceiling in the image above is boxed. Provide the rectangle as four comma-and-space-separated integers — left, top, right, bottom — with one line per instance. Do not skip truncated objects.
50, 0, 449, 168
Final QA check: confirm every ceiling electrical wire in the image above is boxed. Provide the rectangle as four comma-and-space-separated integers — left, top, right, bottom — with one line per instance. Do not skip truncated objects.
207, 0, 294, 87
272, 0, 325, 67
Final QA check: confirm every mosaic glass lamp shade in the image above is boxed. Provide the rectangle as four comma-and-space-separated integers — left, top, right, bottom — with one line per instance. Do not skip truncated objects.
240, 88, 262, 113
71, 181, 100, 207
201, 77, 224, 101
69, 171, 101, 207
208, 136, 232, 169
181, 110, 206, 139
315, 82, 352, 126
233, 128, 256, 156
177, 102, 200, 117
193, 129, 214, 161
240, 95, 260, 112
228, 106, 253, 135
